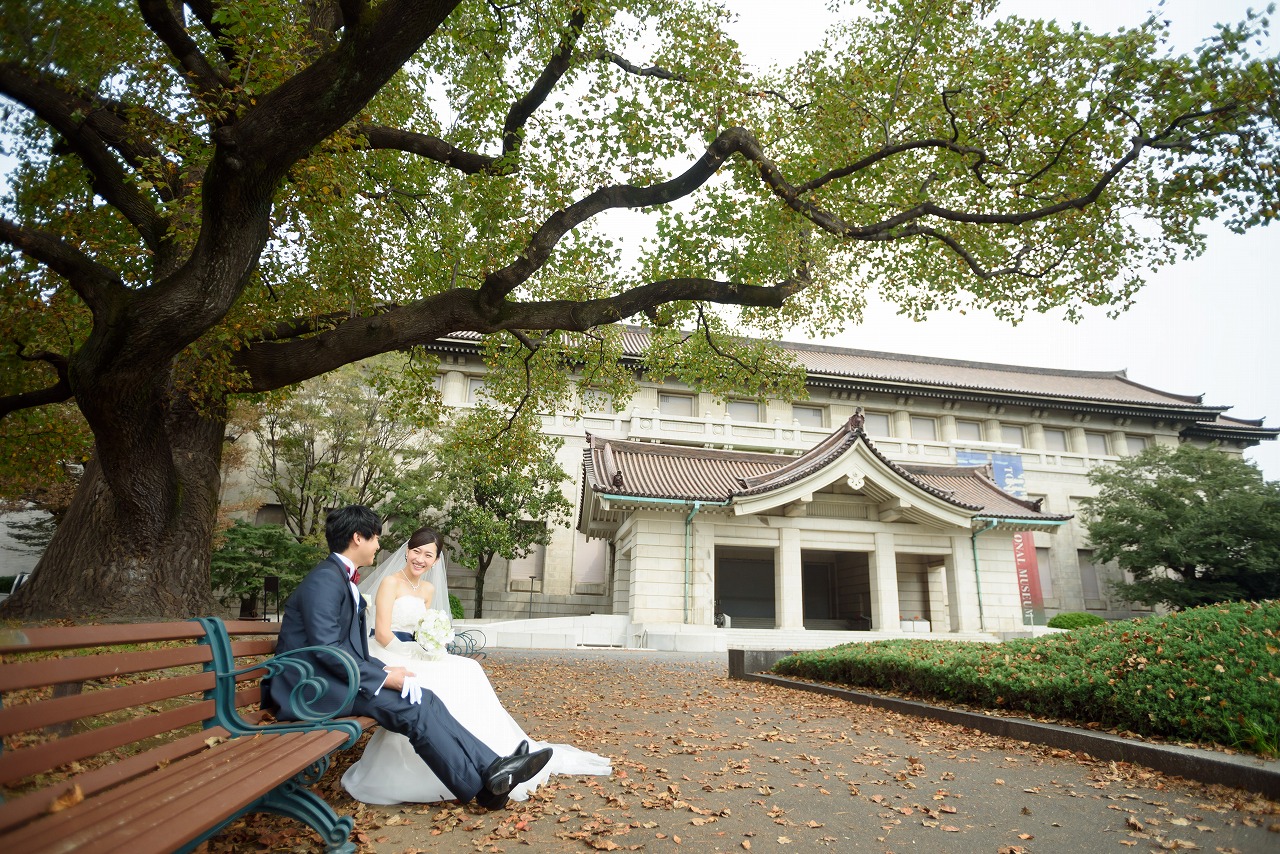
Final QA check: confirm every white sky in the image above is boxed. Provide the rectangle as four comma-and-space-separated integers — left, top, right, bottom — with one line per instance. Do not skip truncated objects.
718, 0, 1280, 478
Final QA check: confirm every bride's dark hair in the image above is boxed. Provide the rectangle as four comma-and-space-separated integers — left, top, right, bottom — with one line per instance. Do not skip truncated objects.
407, 527, 443, 552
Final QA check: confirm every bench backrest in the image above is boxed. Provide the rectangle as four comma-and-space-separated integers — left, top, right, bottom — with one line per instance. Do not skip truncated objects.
0, 620, 282, 832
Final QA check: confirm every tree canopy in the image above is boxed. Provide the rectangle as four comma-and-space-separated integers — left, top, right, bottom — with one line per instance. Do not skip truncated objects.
1081, 444, 1280, 609
1, 0, 1277, 618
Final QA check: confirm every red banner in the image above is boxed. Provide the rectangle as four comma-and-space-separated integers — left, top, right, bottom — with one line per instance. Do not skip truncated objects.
1011, 532, 1044, 625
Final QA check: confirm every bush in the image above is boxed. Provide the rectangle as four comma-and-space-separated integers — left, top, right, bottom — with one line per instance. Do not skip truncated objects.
774, 601, 1280, 756
1047, 611, 1106, 630
210, 521, 323, 612
449, 593, 465, 620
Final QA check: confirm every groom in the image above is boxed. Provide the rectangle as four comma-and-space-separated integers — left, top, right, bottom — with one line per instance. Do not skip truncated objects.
265, 504, 551, 809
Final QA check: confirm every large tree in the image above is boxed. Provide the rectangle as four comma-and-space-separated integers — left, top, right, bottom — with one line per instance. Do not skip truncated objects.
1081, 444, 1280, 609
1, 0, 1277, 619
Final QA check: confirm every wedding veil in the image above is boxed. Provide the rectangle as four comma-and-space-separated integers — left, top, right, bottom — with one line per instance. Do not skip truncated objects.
357, 538, 453, 629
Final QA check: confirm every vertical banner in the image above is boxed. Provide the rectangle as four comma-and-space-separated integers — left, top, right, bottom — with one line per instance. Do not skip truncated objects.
957, 451, 1045, 626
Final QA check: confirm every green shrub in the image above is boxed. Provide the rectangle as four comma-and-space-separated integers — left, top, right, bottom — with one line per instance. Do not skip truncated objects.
1047, 611, 1106, 630
449, 593, 465, 620
773, 601, 1280, 756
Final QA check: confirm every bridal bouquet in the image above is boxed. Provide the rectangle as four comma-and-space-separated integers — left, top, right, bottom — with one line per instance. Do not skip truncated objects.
414, 610, 455, 661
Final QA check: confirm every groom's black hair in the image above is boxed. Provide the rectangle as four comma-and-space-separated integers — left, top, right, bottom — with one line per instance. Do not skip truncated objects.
325, 505, 381, 554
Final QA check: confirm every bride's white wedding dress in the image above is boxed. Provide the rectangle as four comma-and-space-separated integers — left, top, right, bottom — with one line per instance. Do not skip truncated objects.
340, 595, 611, 804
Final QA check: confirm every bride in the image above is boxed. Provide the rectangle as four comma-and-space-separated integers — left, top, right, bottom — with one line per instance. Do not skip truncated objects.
340, 527, 611, 805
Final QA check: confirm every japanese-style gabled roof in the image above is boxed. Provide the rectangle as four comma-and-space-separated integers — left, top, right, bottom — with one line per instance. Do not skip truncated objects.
579, 416, 1072, 534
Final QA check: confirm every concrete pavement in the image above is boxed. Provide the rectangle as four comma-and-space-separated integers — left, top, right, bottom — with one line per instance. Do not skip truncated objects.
325, 648, 1279, 853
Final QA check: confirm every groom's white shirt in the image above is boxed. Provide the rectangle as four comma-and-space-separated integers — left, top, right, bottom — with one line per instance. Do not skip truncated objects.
332, 552, 388, 695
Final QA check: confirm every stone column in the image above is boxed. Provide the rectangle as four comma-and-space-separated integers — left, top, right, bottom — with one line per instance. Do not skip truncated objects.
1069, 426, 1087, 455
1027, 423, 1046, 450
1110, 430, 1129, 457
947, 534, 983, 632
867, 531, 900, 632
775, 527, 805, 629
612, 548, 631, 618
893, 410, 911, 439
927, 563, 949, 632
940, 415, 958, 444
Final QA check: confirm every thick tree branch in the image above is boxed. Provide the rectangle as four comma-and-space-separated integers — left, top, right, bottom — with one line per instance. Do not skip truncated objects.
355, 124, 498, 173
0, 63, 165, 247
231, 276, 807, 393
137, 0, 232, 96
0, 348, 73, 418
0, 217, 128, 312
502, 9, 586, 155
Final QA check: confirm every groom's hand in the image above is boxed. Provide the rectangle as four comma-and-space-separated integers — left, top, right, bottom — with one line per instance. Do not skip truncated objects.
382, 665, 411, 692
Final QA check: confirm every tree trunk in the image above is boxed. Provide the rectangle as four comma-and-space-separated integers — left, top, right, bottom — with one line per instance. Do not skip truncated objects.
2, 398, 225, 621
473, 554, 492, 619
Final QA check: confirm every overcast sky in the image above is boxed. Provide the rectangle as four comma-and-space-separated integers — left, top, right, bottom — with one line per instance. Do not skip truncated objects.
718, 0, 1280, 478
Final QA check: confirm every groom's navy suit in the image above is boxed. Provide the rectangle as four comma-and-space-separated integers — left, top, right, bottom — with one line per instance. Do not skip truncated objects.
265, 554, 499, 800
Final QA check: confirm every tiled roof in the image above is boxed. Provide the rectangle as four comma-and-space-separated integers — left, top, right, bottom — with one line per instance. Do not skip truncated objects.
436, 327, 1236, 416
583, 435, 779, 503
583, 421, 1070, 523
438, 327, 1280, 436
900, 465, 1071, 521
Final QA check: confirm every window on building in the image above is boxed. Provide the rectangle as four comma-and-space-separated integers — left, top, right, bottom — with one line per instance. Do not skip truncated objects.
793, 405, 825, 428
1077, 550, 1103, 607
910, 416, 937, 440
726, 399, 761, 422
955, 419, 983, 441
508, 537, 546, 585
863, 411, 891, 436
1035, 546, 1054, 598
1127, 435, 1148, 454
255, 504, 287, 527
1002, 424, 1026, 447
467, 376, 488, 403
658, 393, 694, 417
1084, 432, 1110, 456
1043, 428, 1069, 452
581, 389, 614, 413
573, 535, 608, 587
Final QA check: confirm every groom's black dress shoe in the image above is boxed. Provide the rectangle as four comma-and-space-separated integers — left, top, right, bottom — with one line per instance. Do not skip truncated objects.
475, 743, 552, 809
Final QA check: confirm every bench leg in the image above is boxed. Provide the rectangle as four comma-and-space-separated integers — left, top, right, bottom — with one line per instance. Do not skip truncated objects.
258, 774, 357, 854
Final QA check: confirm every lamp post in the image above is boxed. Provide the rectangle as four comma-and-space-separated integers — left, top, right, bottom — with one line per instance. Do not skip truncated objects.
527, 575, 536, 619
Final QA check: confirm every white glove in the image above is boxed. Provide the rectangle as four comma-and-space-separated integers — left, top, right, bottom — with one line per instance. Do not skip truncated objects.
400, 675, 423, 705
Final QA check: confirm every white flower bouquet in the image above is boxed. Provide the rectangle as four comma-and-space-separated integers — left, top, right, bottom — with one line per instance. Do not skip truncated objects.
414, 609, 455, 661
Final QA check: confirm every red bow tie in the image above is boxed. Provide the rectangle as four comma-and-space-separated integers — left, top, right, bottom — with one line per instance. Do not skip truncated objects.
349, 568, 360, 585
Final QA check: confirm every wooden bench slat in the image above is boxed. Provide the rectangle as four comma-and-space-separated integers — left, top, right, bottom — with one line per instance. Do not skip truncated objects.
229, 638, 278, 657
0, 645, 214, 692
0, 723, 236, 834
0, 671, 215, 738
0, 617, 375, 853
224, 620, 282, 635
104, 731, 351, 854
0, 622, 208, 654
0, 697, 213, 787
4, 729, 350, 853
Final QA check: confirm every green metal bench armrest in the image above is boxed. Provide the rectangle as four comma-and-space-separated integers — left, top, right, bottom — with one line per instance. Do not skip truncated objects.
447, 628, 487, 659
193, 617, 363, 748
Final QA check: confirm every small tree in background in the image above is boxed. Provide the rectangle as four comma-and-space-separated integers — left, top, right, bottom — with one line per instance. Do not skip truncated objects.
251, 358, 432, 540
210, 520, 323, 617
384, 408, 572, 618
1082, 444, 1280, 609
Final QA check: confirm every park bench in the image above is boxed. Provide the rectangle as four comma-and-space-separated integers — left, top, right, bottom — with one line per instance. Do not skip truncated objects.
0, 617, 373, 853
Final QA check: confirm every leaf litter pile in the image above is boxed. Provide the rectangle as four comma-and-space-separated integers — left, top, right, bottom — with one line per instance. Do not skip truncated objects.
199, 650, 1279, 854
